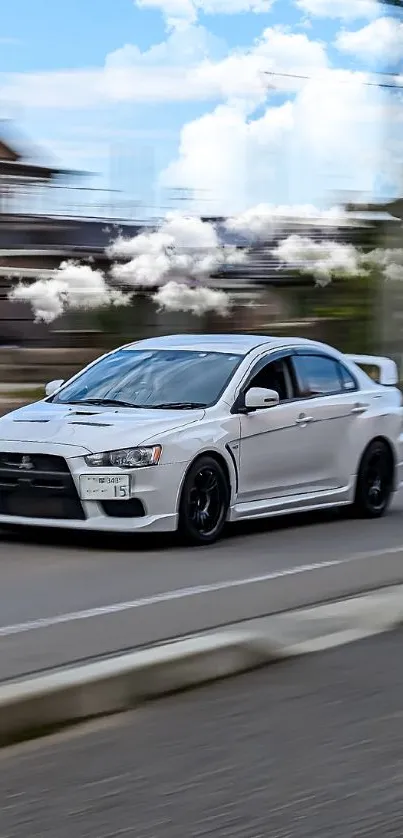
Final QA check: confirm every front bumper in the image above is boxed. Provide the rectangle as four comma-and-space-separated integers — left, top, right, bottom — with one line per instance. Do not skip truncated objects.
0, 511, 179, 533
394, 432, 403, 492
0, 446, 185, 533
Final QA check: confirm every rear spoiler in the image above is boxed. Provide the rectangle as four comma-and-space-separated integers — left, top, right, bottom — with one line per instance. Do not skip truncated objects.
345, 354, 399, 386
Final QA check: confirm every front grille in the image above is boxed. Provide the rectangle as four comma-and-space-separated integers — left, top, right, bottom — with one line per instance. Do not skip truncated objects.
0, 453, 85, 520
0, 453, 69, 473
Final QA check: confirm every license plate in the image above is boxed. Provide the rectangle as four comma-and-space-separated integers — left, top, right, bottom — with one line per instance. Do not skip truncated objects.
79, 474, 130, 501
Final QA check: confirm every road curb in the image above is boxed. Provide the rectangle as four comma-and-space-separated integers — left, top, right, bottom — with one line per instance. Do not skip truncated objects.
2, 585, 403, 748
0, 632, 280, 748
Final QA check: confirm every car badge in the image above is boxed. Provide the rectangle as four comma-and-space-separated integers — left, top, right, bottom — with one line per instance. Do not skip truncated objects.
19, 455, 34, 470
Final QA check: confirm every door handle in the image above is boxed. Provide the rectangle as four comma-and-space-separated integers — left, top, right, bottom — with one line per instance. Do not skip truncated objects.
350, 404, 367, 415
295, 415, 314, 425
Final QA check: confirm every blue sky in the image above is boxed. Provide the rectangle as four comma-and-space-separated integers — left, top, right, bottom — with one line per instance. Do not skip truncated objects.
0, 0, 401, 216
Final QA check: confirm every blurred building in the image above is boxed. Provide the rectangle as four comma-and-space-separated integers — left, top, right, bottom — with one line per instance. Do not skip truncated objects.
1, 124, 402, 355
0, 126, 143, 346
0, 134, 74, 213
345, 199, 403, 363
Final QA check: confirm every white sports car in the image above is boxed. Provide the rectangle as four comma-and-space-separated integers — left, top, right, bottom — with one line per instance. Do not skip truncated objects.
0, 333, 402, 544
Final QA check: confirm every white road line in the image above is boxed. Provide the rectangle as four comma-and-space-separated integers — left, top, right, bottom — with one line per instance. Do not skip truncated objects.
0, 560, 337, 638
1, 544, 403, 639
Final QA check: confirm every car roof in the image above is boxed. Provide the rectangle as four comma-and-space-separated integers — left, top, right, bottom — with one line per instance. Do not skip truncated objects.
123, 334, 329, 357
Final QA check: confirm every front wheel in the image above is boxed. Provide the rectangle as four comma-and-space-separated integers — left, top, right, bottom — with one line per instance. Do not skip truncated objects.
352, 440, 394, 519
178, 456, 230, 545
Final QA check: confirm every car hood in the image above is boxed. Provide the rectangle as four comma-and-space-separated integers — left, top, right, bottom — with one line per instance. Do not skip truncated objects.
0, 401, 205, 455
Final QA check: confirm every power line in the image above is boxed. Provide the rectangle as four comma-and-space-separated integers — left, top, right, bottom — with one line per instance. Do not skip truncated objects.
264, 71, 402, 90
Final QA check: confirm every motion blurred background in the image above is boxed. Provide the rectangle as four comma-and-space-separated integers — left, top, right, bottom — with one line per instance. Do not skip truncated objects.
0, 0, 402, 409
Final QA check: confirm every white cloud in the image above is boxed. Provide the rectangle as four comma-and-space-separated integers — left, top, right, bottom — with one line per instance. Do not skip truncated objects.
365, 247, 403, 281
14, 207, 402, 322
0, 6, 396, 214
161, 67, 387, 213
161, 101, 294, 213
153, 281, 230, 315
335, 17, 403, 64
152, 26, 329, 201
136, 0, 275, 30
137, 0, 197, 28
0, 69, 106, 109
106, 24, 329, 109
0, 24, 328, 109
273, 234, 363, 285
10, 261, 128, 323
109, 212, 246, 287
106, 24, 223, 67
295, 0, 379, 21
226, 204, 352, 239
274, 237, 403, 289
0, 64, 205, 110
198, 0, 274, 10
191, 26, 328, 106
0, 24, 221, 108
10, 214, 246, 321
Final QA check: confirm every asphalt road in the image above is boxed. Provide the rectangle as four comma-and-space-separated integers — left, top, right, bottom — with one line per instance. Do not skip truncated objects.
1, 495, 403, 681
2, 630, 403, 837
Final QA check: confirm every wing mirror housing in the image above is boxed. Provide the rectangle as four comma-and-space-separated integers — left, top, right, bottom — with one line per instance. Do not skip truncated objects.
243, 387, 280, 412
45, 379, 65, 397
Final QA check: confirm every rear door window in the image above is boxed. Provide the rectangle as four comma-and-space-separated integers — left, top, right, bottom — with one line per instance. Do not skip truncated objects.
338, 363, 357, 392
292, 354, 343, 397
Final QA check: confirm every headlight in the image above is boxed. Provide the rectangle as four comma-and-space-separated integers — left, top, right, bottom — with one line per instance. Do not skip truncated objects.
85, 445, 162, 469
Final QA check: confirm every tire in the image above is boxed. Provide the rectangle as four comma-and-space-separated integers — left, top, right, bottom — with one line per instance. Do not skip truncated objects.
352, 440, 394, 519
178, 455, 230, 545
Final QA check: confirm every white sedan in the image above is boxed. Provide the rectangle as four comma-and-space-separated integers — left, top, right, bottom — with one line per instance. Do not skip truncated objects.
0, 333, 402, 545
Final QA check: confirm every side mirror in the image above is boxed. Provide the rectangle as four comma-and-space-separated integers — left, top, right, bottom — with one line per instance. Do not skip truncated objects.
244, 387, 280, 412
45, 379, 65, 397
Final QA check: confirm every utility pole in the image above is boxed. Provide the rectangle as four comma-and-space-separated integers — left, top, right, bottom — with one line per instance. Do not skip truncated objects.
373, 0, 403, 357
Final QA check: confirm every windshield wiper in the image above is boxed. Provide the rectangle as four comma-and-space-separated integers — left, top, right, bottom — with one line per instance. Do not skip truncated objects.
61, 399, 206, 410
146, 402, 207, 410
66, 398, 138, 408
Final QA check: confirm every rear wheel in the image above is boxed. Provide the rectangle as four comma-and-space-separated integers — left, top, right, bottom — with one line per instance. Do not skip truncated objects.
178, 456, 230, 545
352, 440, 394, 519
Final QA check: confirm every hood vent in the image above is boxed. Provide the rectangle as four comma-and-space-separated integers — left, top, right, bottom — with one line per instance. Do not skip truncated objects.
69, 411, 99, 417
69, 421, 112, 427
12, 419, 50, 424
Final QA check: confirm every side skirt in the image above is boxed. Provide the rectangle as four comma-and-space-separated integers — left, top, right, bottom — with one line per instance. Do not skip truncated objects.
228, 485, 354, 523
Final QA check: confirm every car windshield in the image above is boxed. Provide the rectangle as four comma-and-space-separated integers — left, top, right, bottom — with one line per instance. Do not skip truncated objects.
51, 349, 243, 408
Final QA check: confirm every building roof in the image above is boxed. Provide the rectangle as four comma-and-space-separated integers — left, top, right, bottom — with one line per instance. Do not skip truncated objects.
0, 158, 85, 181
0, 139, 21, 162
0, 126, 86, 182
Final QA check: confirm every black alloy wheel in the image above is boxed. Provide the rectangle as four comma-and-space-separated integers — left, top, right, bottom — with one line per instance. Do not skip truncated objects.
178, 455, 229, 545
353, 440, 394, 518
